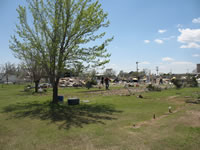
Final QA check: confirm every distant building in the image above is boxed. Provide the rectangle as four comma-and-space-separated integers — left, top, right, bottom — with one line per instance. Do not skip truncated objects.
197, 64, 200, 73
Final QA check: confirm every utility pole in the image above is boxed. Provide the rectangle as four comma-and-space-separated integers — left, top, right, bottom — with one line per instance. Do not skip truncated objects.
136, 62, 140, 80
136, 62, 139, 73
156, 66, 159, 75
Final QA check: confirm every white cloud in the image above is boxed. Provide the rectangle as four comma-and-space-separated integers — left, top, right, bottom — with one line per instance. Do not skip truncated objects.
178, 28, 200, 49
158, 29, 167, 34
171, 61, 194, 65
154, 39, 163, 44
144, 40, 150, 44
192, 54, 200, 57
180, 42, 200, 49
102, 61, 195, 74
177, 24, 183, 28
162, 57, 174, 62
141, 61, 150, 65
162, 36, 175, 41
159, 61, 195, 73
178, 28, 200, 43
192, 17, 200, 24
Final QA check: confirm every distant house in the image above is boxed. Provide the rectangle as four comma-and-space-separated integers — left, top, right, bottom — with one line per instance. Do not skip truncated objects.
0, 73, 5, 83
0, 75, 23, 83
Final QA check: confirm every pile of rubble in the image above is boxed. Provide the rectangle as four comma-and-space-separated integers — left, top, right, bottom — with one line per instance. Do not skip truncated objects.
59, 77, 85, 87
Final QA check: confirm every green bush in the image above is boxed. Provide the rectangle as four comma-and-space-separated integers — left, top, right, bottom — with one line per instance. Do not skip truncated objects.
146, 84, 162, 91
171, 79, 183, 89
186, 77, 198, 87
85, 79, 97, 89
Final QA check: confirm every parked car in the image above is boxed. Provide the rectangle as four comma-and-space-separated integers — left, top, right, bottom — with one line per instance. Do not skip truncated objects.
39, 83, 51, 88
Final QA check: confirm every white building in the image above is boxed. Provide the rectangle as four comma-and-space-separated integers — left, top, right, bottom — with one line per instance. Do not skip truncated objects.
0, 75, 23, 83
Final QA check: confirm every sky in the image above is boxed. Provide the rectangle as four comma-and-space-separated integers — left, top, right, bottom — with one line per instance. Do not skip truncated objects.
0, 0, 200, 74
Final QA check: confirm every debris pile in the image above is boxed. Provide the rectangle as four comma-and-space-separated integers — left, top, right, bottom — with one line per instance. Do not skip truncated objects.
59, 77, 85, 87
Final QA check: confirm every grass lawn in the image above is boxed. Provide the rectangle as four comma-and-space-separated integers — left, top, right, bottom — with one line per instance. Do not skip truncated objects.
0, 85, 200, 150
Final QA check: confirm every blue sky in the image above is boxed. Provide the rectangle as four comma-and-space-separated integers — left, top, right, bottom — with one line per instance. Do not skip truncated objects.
0, 0, 200, 74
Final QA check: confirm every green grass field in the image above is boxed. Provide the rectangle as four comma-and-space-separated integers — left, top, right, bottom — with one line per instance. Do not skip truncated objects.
0, 85, 200, 150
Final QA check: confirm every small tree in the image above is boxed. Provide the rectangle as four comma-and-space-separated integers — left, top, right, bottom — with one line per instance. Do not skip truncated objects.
0, 64, 6, 84
171, 79, 182, 89
104, 68, 116, 78
23, 57, 44, 93
186, 75, 198, 87
0, 62, 16, 84
15, 63, 30, 82
118, 70, 129, 79
85, 69, 97, 89
10, 42, 45, 92
10, 0, 113, 103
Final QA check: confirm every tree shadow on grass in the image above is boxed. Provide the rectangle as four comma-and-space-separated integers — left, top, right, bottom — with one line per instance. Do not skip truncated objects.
2, 101, 122, 129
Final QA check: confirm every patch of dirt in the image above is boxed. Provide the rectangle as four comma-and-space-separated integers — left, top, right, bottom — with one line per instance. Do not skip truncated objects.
167, 96, 179, 100
178, 110, 200, 127
81, 88, 147, 96
131, 113, 172, 129
130, 106, 184, 129
129, 107, 200, 129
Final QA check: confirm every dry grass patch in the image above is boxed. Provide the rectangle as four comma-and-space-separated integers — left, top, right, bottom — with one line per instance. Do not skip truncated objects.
178, 110, 200, 127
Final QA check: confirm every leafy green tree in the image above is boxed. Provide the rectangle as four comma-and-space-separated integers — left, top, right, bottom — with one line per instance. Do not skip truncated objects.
10, 0, 112, 103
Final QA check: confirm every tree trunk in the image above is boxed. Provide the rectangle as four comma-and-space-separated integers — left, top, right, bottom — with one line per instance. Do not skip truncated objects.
34, 80, 40, 93
52, 78, 59, 103
6, 74, 8, 85
52, 84, 58, 103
